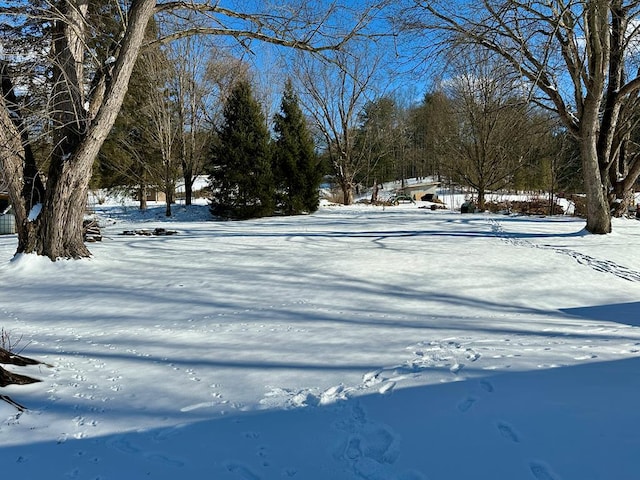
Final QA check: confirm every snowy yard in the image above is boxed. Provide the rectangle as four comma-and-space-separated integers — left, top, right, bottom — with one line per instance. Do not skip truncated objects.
1, 201, 640, 479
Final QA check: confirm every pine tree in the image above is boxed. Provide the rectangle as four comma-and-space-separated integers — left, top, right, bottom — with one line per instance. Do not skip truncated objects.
208, 80, 274, 219
273, 79, 322, 215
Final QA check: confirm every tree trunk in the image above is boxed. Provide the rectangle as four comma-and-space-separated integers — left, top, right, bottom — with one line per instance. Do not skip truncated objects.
182, 164, 193, 206
165, 185, 173, 217
340, 180, 354, 205
36, 168, 92, 259
476, 186, 486, 210
139, 183, 148, 210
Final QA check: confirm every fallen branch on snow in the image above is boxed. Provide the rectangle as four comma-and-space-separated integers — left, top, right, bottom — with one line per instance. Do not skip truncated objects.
0, 347, 45, 411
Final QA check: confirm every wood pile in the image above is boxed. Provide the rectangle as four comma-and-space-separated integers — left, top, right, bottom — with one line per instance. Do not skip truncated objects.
485, 199, 565, 216
120, 227, 178, 236
83, 219, 102, 242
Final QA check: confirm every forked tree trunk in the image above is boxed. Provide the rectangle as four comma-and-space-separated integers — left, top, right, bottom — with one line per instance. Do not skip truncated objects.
0, 0, 157, 260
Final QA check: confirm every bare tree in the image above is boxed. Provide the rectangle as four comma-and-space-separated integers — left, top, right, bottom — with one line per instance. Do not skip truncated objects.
440, 52, 546, 208
407, 90, 457, 181
136, 44, 181, 217
355, 96, 402, 188
0, 0, 380, 260
401, 0, 640, 233
293, 42, 384, 205
167, 33, 219, 206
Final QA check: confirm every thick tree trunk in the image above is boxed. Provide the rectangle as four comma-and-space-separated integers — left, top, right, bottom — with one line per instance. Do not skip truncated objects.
37, 160, 93, 259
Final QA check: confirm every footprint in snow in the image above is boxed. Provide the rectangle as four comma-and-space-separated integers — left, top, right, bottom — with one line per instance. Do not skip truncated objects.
64, 468, 80, 479
496, 421, 520, 443
145, 453, 185, 467
479, 380, 494, 393
225, 462, 261, 480
457, 396, 477, 412
152, 424, 186, 442
106, 436, 139, 454
529, 461, 560, 480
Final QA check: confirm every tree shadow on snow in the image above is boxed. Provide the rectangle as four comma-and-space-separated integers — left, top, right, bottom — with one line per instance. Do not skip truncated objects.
3, 356, 640, 480
562, 301, 640, 327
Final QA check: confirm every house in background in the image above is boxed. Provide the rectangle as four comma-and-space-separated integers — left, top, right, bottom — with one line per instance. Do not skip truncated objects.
0, 180, 16, 235
396, 181, 441, 202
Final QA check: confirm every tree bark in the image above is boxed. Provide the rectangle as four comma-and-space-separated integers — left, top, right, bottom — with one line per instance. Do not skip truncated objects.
580, 108, 612, 233
341, 181, 354, 205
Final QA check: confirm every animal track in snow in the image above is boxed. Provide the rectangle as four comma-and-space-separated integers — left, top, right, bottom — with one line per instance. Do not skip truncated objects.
490, 217, 640, 282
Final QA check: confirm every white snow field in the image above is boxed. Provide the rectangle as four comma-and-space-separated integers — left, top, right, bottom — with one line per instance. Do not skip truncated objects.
1, 200, 640, 480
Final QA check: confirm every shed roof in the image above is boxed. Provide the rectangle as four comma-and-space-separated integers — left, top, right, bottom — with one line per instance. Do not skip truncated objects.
398, 182, 440, 193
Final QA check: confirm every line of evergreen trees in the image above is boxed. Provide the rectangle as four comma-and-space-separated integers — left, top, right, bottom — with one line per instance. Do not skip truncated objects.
208, 79, 323, 220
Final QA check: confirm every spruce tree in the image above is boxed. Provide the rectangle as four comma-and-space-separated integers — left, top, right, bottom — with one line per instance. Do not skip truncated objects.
208, 80, 274, 219
273, 79, 322, 215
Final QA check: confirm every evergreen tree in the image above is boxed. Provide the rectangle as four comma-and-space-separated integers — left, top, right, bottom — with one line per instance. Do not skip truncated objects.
273, 79, 322, 214
208, 80, 274, 219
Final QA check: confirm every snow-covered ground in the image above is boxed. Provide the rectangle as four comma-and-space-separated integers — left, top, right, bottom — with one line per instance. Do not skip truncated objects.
1, 198, 640, 479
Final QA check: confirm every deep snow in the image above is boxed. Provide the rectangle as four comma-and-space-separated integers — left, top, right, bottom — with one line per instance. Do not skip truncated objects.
1, 197, 640, 479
